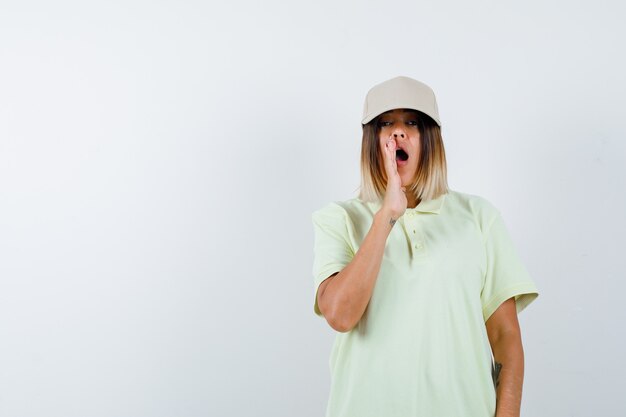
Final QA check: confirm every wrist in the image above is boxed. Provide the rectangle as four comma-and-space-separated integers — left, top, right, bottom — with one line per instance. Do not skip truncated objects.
374, 208, 398, 230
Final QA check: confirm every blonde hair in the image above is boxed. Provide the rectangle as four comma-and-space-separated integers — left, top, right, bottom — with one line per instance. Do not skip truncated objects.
358, 110, 449, 203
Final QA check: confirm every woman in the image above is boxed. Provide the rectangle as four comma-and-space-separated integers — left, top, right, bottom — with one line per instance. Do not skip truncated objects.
311, 76, 539, 417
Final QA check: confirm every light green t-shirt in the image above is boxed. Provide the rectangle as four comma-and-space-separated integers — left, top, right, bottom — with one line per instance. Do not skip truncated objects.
311, 189, 539, 417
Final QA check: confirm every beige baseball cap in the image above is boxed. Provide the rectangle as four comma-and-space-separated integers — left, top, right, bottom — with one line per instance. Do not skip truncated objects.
361, 76, 441, 126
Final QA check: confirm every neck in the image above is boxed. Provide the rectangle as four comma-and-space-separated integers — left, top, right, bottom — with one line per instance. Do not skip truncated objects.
407, 197, 420, 209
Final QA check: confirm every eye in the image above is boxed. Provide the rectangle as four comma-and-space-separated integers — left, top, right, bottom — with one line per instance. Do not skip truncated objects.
407, 120, 418, 126
378, 121, 392, 127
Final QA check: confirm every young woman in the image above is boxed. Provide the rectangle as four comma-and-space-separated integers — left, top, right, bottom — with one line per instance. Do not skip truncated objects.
312, 76, 539, 417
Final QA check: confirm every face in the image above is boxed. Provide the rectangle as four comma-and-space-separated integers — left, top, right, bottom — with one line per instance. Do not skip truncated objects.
377, 109, 421, 187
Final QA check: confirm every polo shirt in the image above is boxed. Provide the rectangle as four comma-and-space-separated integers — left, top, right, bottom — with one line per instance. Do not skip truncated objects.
311, 189, 539, 417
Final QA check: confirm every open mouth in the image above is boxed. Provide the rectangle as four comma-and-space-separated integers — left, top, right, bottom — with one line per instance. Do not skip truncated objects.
396, 148, 409, 162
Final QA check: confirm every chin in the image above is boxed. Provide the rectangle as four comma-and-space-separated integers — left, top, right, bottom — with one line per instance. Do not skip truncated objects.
400, 172, 416, 188
398, 165, 417, 186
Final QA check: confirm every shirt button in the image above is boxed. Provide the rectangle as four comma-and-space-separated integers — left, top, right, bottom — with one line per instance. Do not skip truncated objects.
412, 229, 416, 234
415, 242, 424, 250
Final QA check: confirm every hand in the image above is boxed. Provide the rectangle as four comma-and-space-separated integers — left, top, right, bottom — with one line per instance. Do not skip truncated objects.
380, 136, 407, 222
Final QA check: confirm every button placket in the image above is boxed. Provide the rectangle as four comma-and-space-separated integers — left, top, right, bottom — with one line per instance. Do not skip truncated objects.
404, 210, 428, 258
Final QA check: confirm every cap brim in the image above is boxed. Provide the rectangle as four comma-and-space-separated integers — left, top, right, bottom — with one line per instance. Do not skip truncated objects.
361, 105, 441, 127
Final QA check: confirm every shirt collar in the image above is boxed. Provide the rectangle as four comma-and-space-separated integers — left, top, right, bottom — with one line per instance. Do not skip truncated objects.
365, 191, 448, 215
409, 192, 447, 214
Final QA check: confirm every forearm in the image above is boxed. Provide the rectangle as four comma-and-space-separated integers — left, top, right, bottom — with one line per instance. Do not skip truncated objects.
322, 208, 395, 332
492, 333, 525, 417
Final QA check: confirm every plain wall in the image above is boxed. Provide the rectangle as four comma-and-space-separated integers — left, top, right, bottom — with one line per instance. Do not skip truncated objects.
1, 0, 625, 416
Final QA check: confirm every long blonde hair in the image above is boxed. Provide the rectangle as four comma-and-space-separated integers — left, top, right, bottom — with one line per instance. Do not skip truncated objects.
358, 110, 449, 203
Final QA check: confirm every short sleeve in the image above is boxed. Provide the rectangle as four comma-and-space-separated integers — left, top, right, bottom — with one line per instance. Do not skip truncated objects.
480, 211, 539, 322
311, 203, 355, 317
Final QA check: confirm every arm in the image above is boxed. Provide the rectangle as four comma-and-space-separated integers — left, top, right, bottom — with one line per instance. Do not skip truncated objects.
317, 207, 395, 332
485, 297, 525, 417
317, 136, 406, 333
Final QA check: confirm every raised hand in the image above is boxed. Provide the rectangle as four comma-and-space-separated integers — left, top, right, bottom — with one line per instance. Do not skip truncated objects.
380, 136, 407, 223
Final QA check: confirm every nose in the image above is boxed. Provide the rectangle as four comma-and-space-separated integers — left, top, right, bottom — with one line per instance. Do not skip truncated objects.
392, 127, 405, 139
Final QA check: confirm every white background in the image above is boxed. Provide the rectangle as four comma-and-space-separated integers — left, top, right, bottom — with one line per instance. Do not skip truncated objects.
1, 1, 625, 416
